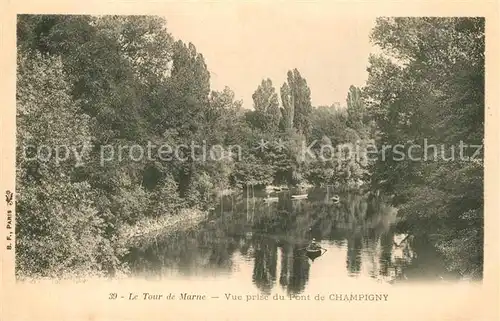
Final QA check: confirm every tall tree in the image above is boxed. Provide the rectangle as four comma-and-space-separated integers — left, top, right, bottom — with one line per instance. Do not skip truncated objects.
280, 81, 294, 130
280, 69, 313, 136
251, 78, 281, 134
346, 85, 365, 130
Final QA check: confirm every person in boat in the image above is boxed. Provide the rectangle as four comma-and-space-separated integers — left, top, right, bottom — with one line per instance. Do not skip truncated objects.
308, 238, 322, 251
304, 238, 327, 261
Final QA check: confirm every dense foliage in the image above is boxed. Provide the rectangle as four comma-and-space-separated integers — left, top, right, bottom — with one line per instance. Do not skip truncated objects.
16, 15, 483, 279
364, 17, 484, 278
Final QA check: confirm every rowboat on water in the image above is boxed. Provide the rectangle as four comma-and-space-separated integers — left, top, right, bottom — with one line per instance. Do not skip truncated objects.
303, 240, 327, 260
306, 240, 322, 251
265, 185, 289, 192
263, 197, 279, 203
331, 195, 340, 203
306, 247, 322, 254
306, 249, 323, 260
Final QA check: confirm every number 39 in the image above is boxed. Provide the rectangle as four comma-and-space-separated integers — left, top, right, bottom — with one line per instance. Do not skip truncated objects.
109, 293, 118, 300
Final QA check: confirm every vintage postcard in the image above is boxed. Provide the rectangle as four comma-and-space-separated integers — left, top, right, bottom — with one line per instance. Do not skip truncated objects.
1, 1, 499, 320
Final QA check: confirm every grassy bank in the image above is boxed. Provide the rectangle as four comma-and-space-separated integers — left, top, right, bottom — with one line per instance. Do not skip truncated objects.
119, 208, 207, 247
16, 208, 208, 282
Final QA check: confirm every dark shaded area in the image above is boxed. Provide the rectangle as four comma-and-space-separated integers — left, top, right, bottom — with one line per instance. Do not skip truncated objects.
125, 190, 456, 294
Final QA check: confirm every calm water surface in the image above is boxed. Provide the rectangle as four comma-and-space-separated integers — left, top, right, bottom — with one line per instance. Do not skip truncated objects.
125, 188, 457, 294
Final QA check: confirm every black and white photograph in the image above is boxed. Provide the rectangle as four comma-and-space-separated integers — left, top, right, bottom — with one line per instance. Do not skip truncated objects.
1, 2, 498, 321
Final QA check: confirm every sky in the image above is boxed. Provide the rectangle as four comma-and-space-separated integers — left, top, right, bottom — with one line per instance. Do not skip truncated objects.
162, 3, 377, 109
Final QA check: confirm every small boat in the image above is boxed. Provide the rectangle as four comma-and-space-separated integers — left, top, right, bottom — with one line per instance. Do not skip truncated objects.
297, 182, 314, 190
292, 194, 308, 199
306, 250, 323, 261
305, 247, 322, 254
263, 197, 279, 203
393, 234, 411, 247
304, 242, 326, 260
265, 185, 289, 193
218, 188, 235, 196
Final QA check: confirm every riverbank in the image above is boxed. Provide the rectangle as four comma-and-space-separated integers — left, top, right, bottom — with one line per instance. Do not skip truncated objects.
16, 208, 207, 283
119, 208, 207, 247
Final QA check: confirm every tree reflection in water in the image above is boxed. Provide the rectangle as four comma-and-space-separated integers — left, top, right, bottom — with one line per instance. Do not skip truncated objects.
278, 245, 310, 294
125, 189, 451, 293
251, 235, 277, 294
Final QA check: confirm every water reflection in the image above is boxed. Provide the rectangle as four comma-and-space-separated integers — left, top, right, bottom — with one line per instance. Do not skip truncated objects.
125, 188, 455, 294
252, 235, 277, 294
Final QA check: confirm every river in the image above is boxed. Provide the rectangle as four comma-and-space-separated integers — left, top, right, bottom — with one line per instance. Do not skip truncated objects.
124, 188, 458, 295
